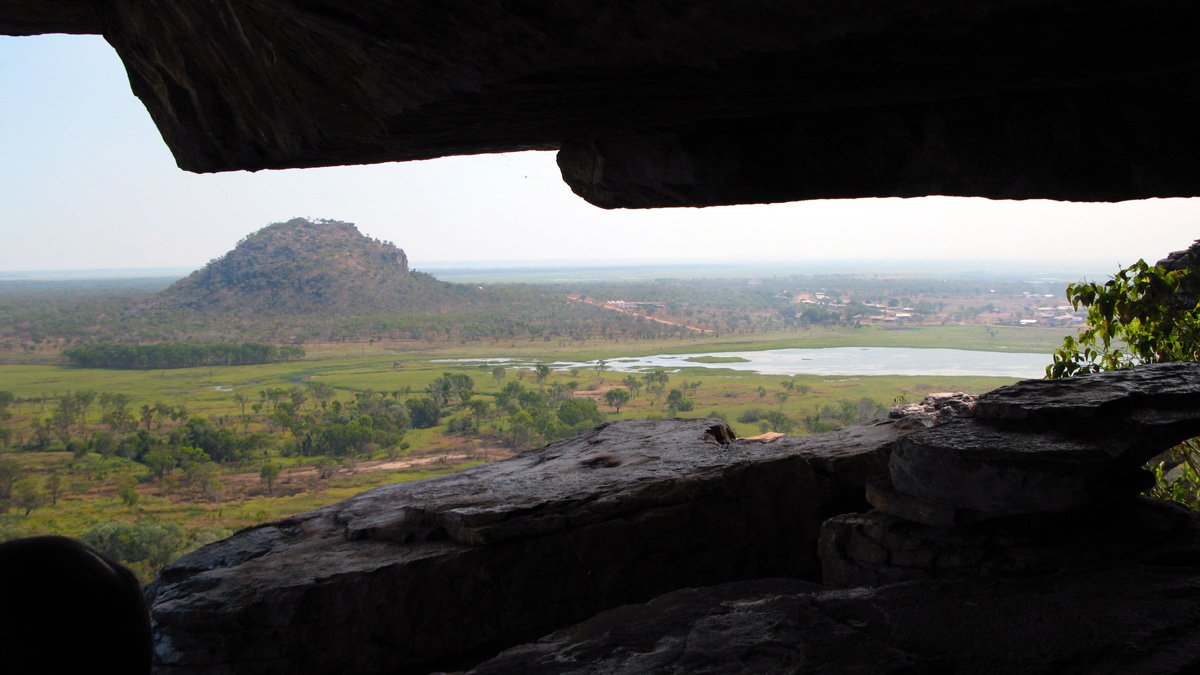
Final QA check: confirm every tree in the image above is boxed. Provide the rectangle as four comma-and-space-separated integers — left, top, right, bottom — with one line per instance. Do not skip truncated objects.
405, 397, 442, 428
233, 391, 249, 428
621, 375, 642, 397
117, 475, 139, 510
0, 456, 21, 502
665, 388, 694, 414
764, 410, 794, 433
12, 476, 46, 515
467, 399, 490, 431
534, 363, 551, 388
557, 398, 602, 428
604, 388, 631, 413
45, 472, 63, 506
1048, 254, 1200, 507
260, 461, 281, 494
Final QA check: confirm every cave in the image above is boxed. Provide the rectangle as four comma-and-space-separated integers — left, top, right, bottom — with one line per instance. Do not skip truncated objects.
5, 2, 1200, 673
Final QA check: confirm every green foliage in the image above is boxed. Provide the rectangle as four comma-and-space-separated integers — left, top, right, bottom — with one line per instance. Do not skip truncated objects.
1048, 257, 1200, 508
405, 397, 442, 429
117, 475, 139, 510
290, 391, 410, 457
63, 342, 304, 370
1047, 260, 1200, 378
80, 519, 231, 581
556, 398, 602, 429
737, 408, 768, 424
665, 388, 695, 414
0, 457, 21, 507
764, 411, 794, 433
260, 461, 280, 494
603, 388, 631, 412
83, 520, 187, 571
11, 476, 45, 515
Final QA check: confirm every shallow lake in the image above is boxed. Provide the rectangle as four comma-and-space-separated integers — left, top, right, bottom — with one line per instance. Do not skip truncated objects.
435, 347, 1051, 379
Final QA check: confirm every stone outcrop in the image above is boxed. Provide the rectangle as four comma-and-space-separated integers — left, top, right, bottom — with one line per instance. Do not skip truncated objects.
148, 419, 896, 674
472, 568, 1200, 674
823, 361, 1200, 587
6, 2, 1200, 207
820, 496, 1200, 587
887, 391, 976, 429
891, 362, 1200, 518
1158, 239, 1200, 273
468, 362, 1200, 672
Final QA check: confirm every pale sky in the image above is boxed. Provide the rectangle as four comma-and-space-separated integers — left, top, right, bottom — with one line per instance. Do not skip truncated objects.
1, 34, 1197, 273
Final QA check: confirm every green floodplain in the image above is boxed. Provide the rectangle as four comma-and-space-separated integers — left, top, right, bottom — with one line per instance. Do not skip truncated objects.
0, 324, 1065, 579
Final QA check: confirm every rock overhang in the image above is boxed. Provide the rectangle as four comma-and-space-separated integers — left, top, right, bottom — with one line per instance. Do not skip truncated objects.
5, 0, 1200, 208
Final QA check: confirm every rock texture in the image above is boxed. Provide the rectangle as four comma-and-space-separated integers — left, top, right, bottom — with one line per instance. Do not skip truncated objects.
148, 419, 897, 674
890, 362, 1200, 517
473, 568, 1200, 674
887, 391, 976, 429
820, 497, 1200, 588
1158, 239, 1200, 273
822, 362, 1200, 588
0, 0, 99, 36
7, 2, 1200, 207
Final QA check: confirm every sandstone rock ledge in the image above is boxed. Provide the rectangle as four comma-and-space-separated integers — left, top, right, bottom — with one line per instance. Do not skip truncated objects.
148, 419, 896, 674
471, 362, 1200, 674
472, 567, 1200, 674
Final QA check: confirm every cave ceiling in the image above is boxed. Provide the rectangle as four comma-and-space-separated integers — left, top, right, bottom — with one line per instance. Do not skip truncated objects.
5, 1, 1199, 208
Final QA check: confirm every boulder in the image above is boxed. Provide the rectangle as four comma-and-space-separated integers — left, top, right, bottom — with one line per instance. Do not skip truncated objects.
148, 419, 897, 673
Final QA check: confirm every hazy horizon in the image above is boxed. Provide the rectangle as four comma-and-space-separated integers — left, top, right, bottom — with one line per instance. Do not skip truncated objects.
0, 257, 1114, 288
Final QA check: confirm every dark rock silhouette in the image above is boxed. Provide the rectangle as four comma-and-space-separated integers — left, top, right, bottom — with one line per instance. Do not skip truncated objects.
6, 2, 1200, 207
472, 567, 1200, 674
0, 535, 152, 674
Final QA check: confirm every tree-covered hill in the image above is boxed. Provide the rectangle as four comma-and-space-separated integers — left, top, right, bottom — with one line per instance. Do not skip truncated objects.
150, 218, 475, 316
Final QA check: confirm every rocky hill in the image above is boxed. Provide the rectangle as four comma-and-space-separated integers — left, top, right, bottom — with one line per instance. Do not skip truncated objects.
153, 218, 471, 315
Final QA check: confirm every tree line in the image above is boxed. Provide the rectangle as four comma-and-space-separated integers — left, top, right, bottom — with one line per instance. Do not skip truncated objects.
62, 342, 305, 369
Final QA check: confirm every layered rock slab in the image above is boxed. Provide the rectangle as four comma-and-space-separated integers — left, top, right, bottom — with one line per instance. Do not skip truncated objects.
889, 362, 1200, 517
820, 496, 1200, 588
148, 419, 896, 674
472, 566, 1200, 674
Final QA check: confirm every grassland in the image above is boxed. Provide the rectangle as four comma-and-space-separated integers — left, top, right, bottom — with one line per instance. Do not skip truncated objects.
0, 325, 1061, 578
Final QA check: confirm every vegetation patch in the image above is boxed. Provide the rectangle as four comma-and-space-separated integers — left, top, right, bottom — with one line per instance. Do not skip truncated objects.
684, 355, 750, 363
63, 342, 305, 369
